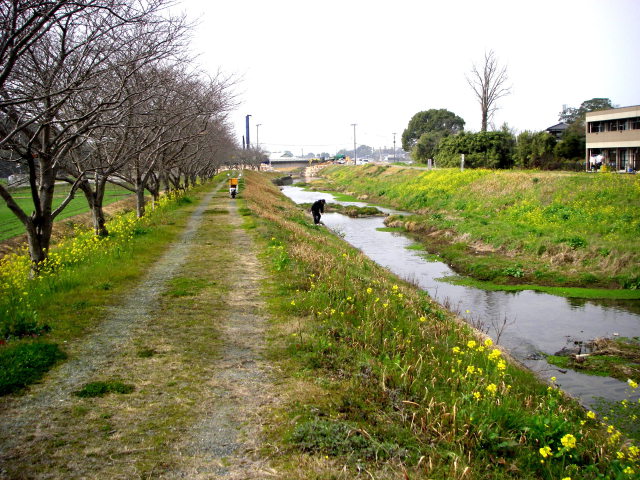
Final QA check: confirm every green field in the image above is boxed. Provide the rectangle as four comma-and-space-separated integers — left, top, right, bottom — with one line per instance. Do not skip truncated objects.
0, 184, 134, 241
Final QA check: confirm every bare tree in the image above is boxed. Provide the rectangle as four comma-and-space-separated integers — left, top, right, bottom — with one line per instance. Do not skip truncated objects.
57, 11, 190, 235
0, 0, 179, 270
466, 50, 511, 132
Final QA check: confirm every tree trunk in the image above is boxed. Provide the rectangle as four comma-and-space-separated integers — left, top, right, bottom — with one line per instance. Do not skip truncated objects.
135, 181, 146, 218
79, 178, 109, 237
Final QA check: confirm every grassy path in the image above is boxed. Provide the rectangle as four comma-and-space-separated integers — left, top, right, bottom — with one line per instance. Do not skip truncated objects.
0, 184, 277, 478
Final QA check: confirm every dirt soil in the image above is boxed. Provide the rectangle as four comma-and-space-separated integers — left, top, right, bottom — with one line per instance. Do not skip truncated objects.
0, 186, 279, 478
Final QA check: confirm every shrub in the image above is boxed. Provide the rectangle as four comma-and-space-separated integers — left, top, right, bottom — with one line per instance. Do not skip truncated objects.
0, 342, 66, 395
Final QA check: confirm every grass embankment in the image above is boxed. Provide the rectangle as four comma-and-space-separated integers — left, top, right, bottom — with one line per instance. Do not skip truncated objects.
313, 165, 640, 294
0, 183, 134, 242
242, 171, 639, 479
0, 183, 211, 395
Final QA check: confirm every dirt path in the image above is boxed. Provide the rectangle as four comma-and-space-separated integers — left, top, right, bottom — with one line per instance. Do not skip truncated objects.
0, 185, 278, 479
164, 198, 279, 479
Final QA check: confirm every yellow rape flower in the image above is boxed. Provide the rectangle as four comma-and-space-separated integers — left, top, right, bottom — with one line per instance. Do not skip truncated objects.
561, 434, 576, 449
628, 379, 638, 389
587, 411, 596, 419
539, 446, 552, 458
484, 338, 493, 347
486, 383, 497, 395
467, 340, 476, 349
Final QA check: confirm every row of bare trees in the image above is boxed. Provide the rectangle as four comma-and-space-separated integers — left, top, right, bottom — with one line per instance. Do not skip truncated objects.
0, 0, 241, 270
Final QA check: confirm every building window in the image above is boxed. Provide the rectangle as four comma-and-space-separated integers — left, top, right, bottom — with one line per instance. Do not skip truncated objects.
589, 121, 601, 133
632, 117, 640, 129
619, 120, 627, 131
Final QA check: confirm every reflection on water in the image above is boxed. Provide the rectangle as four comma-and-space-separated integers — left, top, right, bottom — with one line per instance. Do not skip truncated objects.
281, 185, 640, 407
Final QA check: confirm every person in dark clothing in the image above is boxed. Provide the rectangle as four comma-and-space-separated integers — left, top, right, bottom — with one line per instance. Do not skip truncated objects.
310, 199, 326, 224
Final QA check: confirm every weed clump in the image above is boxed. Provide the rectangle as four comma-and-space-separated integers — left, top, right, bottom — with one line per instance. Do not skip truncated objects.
74, 380, 134, 398
290, 418, 407, 461
0, 342, 66, 395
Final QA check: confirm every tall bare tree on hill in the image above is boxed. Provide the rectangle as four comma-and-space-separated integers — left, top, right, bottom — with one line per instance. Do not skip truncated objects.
466, 50, 511, 132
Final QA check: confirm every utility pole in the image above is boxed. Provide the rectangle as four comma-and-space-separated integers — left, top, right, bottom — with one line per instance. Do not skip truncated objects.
256, 123, 261, 149
245, 114, 252, 149
392, 132, 397, 162
351, 123, 357, 164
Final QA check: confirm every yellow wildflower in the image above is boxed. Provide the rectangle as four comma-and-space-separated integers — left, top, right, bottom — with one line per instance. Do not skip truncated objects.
561, 434, 576, 449
539, 446, 552, 458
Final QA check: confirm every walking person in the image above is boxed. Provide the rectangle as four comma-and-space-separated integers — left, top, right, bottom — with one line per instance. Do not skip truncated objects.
310, 199, 326, 225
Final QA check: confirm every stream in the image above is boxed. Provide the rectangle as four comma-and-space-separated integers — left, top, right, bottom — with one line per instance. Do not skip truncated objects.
281, 184, 640, 409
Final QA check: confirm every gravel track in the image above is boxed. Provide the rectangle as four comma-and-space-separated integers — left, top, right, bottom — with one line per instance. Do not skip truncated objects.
163, 196, 279, 479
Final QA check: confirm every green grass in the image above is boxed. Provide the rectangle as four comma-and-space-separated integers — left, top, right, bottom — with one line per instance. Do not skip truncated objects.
243, 170, 639, 480
0, 184, 136, 241
73, 380, 135, 397
441, 275, 640, 300
0, 342, 67, 395
316, 166, 640, 290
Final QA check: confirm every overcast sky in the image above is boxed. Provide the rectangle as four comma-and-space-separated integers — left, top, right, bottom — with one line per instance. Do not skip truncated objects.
175, 0, 640, 156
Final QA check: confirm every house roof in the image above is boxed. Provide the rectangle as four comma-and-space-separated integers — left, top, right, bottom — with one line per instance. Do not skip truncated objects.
546, 122, 569, 132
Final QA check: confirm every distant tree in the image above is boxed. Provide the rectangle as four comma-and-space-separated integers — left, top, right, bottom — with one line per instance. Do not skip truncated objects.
466, 50, 511, 132
559, 98, 615, 124
514, 131, 556, 168
554, 124, 585, 160
401, 109, 465, 155
356, 145, 373, 157
435, 131, 515, 168
413, 132, 441, 163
